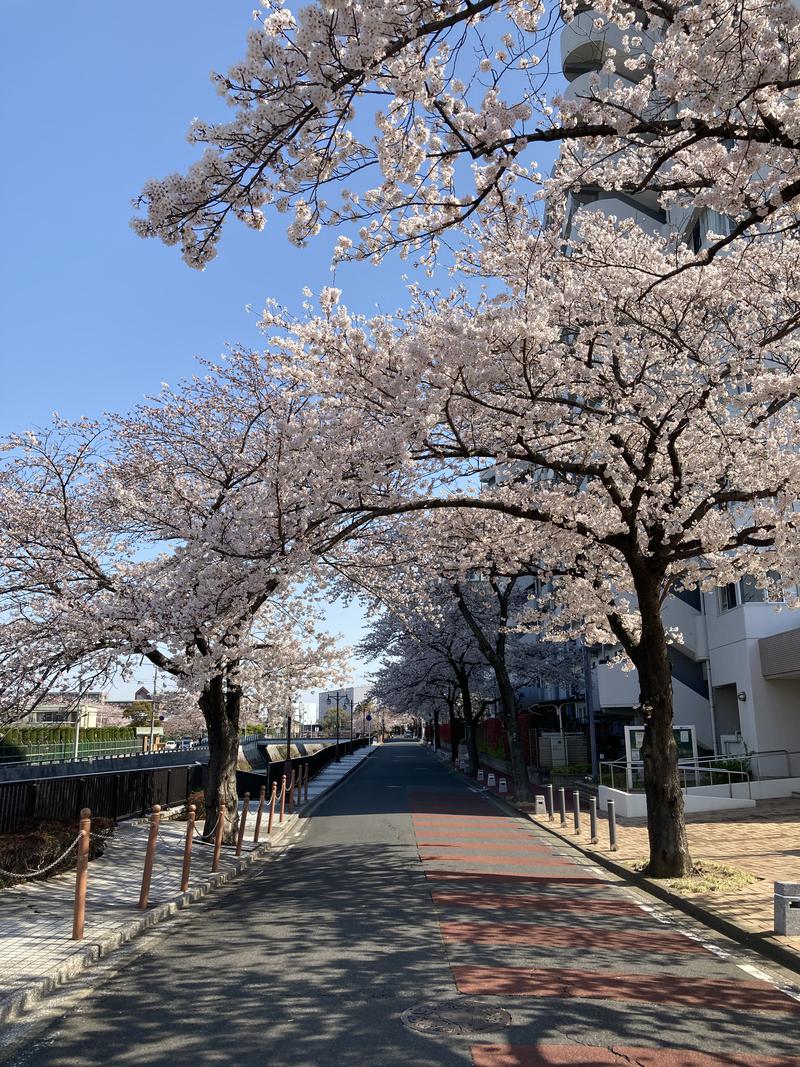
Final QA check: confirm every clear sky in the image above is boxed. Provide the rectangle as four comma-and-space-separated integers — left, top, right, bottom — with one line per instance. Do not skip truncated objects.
0, 1, 417, 697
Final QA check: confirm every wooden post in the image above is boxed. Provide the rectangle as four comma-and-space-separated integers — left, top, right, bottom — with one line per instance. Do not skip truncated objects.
253, 785, 267, 844
181, 804, 195, 892
304, 764, 309, 802
267, 781, 278, 834
288, 769, 295, 814
138, 804, 161, 910
72, 807, 91, 940
279, 775, 287, 823
212, 801, 226, 873
235, 792, 250, 857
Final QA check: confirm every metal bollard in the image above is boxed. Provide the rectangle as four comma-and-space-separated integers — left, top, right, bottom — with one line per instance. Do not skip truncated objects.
288, 770, 295, 815
558, 787, 567, 827
253, 785, 267, 844
267, 781, 278, 834
608, 799, 619, 852
138, 804, 161, 910
181, 803, 195, 892
304, 764, 309, 802
589, 797, 599, 844
235, 792, 250, 857
212, 802, 226, 873
279, 775, 287, 823
546, 784, 554, 822
572, 791, 581, 835
296, 768, 302, 806
72, 807, 91, 940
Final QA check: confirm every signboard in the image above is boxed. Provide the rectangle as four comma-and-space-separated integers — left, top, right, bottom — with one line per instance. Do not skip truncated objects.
365, 714, 372, 721
623, 724, 698, 790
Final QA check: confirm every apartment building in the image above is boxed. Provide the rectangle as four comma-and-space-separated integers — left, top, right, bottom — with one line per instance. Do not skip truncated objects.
561, 5, 800, 772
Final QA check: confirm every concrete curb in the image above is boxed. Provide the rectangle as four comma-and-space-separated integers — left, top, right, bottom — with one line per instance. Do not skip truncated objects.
295, 743, 381, 820
432, 748, 800, 980
0, 749, 379, 1025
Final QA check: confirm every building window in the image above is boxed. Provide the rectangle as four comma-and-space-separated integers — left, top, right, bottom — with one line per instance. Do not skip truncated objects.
718, 583, 739, 612
740, 572, 784, 604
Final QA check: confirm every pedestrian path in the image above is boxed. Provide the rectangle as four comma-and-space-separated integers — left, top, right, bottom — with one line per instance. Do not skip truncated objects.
0, 745, 375, 1023
409, 783, 800, 1065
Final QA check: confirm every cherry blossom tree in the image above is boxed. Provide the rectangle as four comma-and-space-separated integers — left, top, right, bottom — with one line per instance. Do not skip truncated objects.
344, 509, 582, 792
133, 0, 800, 271
255, 214, 800, 875
0, 356, 369, 839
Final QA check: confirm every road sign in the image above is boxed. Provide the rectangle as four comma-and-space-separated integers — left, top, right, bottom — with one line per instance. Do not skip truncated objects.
365, 714, 372, 721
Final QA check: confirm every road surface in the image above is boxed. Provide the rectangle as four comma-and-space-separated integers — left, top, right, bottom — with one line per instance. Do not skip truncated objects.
8, 742, 800, 1066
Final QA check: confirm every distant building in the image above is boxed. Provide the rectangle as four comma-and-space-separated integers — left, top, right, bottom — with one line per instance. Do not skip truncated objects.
317, 687, 369, 727
19, 691, 109, 729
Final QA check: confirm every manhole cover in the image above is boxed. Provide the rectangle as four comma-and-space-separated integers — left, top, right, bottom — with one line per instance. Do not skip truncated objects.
400, 999, 512, 1035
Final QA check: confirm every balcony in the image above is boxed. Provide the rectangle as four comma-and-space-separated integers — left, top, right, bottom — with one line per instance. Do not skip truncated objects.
561, 9, 655, 83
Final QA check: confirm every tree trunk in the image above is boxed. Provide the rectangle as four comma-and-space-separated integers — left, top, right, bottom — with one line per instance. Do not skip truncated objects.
447, 700, 459, 765
456, 671, 479, 776
632, 573, 692, 877
432, 708, 440, 750
199, 676, 241, 844
496, 672, 531, 803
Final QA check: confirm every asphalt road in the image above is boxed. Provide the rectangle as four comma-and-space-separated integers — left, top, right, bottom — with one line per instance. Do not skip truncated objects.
7, 743, 800, 1066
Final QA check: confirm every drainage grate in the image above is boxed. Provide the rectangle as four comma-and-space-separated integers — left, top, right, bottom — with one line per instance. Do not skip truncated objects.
400, 999, 512, 1035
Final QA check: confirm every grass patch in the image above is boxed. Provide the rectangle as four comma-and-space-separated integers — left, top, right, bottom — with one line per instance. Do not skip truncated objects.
626, 858, 757, 893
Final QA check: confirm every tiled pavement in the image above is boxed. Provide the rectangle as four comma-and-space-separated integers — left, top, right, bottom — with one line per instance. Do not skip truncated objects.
0, 746, 374, 1022
527, 795, 800, 957
410, 785, 800, 1066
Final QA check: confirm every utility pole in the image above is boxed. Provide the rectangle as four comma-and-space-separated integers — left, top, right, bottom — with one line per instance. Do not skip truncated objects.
583, 643, 599, 780
148, 665, 158, 754
284, 712, 293, 779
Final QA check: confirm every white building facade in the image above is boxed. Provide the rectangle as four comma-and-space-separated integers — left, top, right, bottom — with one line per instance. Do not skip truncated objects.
562, 5, 800, 775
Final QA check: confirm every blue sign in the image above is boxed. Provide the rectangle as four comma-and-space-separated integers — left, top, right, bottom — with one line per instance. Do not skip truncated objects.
365, 714, 372, 721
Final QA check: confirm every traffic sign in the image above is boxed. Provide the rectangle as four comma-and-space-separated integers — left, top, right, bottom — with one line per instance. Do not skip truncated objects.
365, 714, 372, 721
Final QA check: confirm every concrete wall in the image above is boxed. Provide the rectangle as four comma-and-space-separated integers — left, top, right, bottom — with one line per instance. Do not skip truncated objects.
598, 785, 756, 817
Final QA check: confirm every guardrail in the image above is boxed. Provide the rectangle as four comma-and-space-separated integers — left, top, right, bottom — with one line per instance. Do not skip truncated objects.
0, 764, 205, 834
599, 758, 752, 799
0, 737, 370, 834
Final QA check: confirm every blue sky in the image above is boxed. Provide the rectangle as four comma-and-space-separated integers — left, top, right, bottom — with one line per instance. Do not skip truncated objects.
0, 1, 413, 695
1, 2, 561, 702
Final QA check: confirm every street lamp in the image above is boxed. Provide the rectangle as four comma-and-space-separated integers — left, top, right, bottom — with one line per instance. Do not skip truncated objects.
327, 691, 342, 762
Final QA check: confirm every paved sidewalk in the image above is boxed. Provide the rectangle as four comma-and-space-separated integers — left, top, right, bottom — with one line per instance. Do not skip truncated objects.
0, 746, 375, 1023
527, 795, 800, 961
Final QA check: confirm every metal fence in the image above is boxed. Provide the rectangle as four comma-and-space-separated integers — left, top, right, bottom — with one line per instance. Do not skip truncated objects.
0, 737, 371, 833
0, 764, 205, 834
235, 737, 369, 798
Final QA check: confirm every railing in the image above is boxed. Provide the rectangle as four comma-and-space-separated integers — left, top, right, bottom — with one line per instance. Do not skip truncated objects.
599, 757, 752, 799
745, 749, 800, 780
0, 737, 370, 834
0, 738, 143, 766
0, 764, 205, 834
234, 737, 369, 798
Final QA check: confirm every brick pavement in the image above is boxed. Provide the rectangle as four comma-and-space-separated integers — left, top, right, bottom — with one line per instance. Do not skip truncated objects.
528, 796, 800, 957
410, 784, 800, 1064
